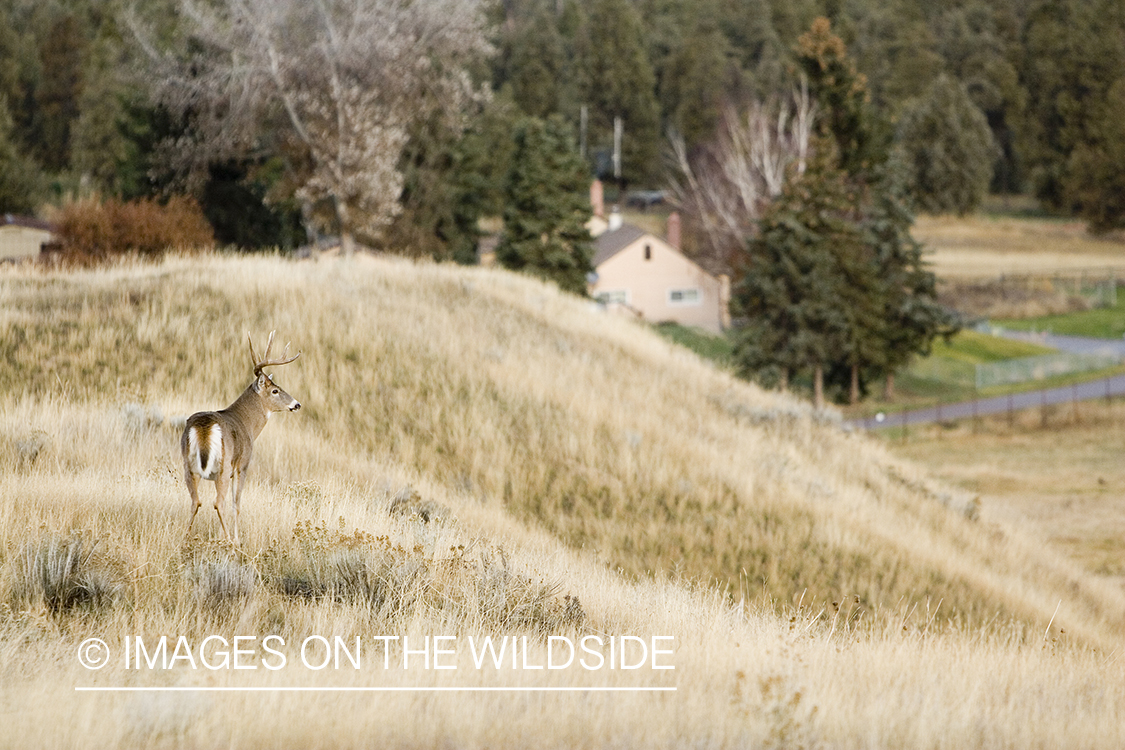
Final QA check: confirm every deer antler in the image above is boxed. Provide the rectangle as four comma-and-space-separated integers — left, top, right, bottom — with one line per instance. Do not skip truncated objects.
248, 330, 301, 376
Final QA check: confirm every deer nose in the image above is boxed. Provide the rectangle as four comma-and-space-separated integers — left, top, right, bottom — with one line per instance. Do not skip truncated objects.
291, 402, 301, 411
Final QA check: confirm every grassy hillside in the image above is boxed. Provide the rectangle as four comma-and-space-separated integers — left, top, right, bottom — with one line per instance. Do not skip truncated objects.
1, 253, 1123, 748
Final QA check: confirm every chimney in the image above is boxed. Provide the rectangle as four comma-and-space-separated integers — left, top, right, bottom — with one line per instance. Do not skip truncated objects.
608, 205, 623, 231
719, 274, 731, 330
667, 211, 681, 250
590, 179, 605, 218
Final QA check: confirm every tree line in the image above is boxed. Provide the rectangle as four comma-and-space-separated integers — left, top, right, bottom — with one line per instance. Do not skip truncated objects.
3, 0, 1124, 243
1, 0, 1121, 404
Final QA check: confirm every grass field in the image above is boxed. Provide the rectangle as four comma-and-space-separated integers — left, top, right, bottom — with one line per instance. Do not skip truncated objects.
2, 253, 1124, 748
996, 292, 1125, 338
915, 213, 1125, 279
890, 400, 1125, 583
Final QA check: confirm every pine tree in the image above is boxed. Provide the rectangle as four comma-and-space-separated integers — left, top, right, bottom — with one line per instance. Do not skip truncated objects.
496, 115, 593, 295
895, 74, 997, 215
0, 95, 45, 213
864, 157, 959, 399
794, 17, 879, 179
1063, 77, 1125, 233
573, 0, 661, 186
34, 13, 87, 172
1021, 0, 1125, 209
498, 3, 566, 119
733, 140, 871, 408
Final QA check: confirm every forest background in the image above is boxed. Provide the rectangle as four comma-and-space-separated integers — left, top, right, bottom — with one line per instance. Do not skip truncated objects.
3, 0, 1124, 252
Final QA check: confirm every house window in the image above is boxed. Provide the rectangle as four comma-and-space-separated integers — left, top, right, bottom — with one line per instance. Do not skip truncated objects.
596, 289, 630, 305
644, 244, 652, 260
667, 288, 702, 306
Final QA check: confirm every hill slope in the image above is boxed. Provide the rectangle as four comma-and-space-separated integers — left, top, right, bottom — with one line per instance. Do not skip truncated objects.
1, 253, 1123, 748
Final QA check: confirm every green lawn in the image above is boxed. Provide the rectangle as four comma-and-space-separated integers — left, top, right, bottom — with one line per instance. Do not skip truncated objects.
652, 322, 734, 368
996, 292, 1125, 339
926, 329, 1055, 363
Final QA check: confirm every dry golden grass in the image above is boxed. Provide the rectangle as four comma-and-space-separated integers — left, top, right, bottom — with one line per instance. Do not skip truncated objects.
915, 214, 1125, 279
891, 401, 1125, 584
1, 253, 1123, 748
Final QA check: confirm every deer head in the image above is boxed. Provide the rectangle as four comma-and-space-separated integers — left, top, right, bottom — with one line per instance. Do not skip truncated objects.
247, 330, 302, 412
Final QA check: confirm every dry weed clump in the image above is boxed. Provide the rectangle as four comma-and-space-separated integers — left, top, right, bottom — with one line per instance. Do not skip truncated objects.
51, 196, 214, 264
178, 539, 258, 612
254, 517, 585, 633
9, 532, 125, 615
937, 278, 1091, 319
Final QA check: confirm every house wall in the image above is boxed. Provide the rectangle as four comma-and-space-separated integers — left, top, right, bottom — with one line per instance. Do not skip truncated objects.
592, 235, 724, 333
0, 226, 51, 262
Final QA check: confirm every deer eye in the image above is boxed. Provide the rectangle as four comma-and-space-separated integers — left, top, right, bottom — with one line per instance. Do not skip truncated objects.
271, 389, 279, 395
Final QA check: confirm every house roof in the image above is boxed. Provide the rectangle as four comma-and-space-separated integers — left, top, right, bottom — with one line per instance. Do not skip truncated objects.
2, 214, 53, 232
591, 223, 647, 267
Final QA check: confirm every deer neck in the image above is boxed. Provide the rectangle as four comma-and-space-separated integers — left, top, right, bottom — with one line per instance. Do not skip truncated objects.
225, 382, 270, 439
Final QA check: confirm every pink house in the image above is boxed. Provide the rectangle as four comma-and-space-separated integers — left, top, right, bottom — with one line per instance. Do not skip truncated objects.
588, 214, 730, 334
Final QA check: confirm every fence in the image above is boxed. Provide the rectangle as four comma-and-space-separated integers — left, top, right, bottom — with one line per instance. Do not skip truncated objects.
974, 352, 1122, 389
906, 351, 1122, 390
993, 268, 1118, 308
854, 373, 1125, 432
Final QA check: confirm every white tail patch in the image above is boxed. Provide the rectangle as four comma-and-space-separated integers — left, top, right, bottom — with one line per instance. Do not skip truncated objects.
189, 423, 224, 480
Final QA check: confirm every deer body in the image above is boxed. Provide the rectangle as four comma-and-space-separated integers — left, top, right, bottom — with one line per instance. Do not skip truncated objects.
182, 332, 300, 545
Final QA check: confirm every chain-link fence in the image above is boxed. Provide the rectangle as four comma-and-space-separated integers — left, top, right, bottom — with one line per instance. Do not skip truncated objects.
908, 351, 1122, 390
973, 352, 1122, 389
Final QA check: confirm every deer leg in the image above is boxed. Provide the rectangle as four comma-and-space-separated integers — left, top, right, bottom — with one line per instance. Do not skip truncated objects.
213, 471, 232, 542
185, 472, 203, 537
231, 466, 247, 546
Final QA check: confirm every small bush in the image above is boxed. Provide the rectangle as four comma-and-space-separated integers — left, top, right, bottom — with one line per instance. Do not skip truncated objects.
53, 196, 214, 264
258, 518, 584, 631
11, 533, 123, 614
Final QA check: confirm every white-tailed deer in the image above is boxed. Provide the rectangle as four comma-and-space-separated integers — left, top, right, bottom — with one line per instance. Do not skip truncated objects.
181, 331, 301, 545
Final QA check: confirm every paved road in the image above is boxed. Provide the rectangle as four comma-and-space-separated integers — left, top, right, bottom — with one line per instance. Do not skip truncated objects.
850, 329, 1125, 430
990, 327, 1125, 357
852, 373, 1125, 430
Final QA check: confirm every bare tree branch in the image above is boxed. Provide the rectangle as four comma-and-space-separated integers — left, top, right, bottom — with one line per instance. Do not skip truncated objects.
130, 0, 490, 256
667, 79, 815, 275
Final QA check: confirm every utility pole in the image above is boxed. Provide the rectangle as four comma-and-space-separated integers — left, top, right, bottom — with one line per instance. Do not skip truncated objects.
580, 105, 588, 160
613, 115, 623, 194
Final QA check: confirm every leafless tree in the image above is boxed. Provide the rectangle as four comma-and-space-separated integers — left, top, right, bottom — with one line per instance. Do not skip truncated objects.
668, 79, 814, 274
132, 0, 489, 256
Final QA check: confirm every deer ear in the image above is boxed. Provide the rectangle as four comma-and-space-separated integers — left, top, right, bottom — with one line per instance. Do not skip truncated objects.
256, 373, 268, 391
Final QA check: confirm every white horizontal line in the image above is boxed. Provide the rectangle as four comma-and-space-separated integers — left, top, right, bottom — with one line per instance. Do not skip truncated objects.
75, 686, 676, 693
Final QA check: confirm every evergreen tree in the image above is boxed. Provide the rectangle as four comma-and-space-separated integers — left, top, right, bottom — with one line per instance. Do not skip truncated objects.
932, 1, 1026, 194
734, 19, 956, 407
795, 17, 881, 178
34, 13, 87, 172
714, 0, 786, 95
1021, 0, 1125, 209
1064, 77, 1125, 233
0, 95, 45, 213
496, 115, 593, 295
573, 0, 661, 186
653, 0, 733, 150
894, 74, 997, 215
497, 3, 566, 119
71, 36, 131, 195
864, 156, 959, 399
846, 0, 942, 114
733, 141, 872, 408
